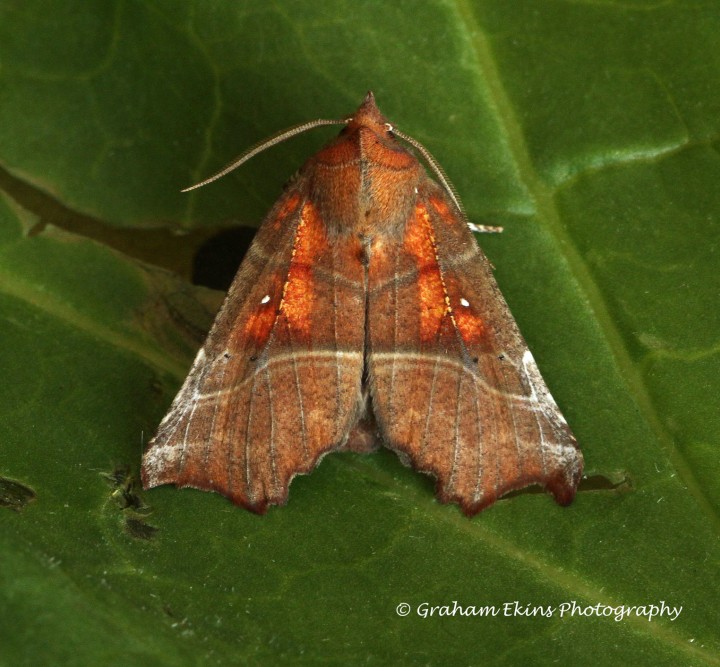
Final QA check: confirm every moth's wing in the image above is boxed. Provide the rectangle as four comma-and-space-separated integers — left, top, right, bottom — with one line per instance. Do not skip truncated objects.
142, 185, 366, 512
367, 182, 583, 515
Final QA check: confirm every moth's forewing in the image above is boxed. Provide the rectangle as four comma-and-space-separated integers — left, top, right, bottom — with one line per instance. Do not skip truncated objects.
367, 183, 583, 515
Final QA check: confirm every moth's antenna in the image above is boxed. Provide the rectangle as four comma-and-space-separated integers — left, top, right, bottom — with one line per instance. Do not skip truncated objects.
182, 118, 347, 192
387, 124, 466, 217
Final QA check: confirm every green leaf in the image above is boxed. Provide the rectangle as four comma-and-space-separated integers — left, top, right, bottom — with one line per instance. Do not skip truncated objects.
0, 2, 718, 665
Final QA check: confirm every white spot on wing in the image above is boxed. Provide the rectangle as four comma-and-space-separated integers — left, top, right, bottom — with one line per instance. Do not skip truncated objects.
261, 294, 270, 304
460, 298, 470, 307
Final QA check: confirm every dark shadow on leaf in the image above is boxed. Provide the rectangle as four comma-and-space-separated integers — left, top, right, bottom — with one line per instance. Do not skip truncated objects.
504, 472, 632, 498
0, 163, 220, 279
192, 226, 256, 291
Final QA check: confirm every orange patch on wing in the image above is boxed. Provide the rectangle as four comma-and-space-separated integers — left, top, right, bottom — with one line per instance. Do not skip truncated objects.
455, 308, 485, 344
243, 300, 277, 347
404, 206, 436, 267
405, 204, 447, 341
241, 272, 283, 347
406, 204, 484, 346
279, 201, 325, 338
428, 196, 454, 223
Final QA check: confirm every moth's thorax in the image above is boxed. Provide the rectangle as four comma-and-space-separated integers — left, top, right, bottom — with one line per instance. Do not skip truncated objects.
307, 121, 424, 238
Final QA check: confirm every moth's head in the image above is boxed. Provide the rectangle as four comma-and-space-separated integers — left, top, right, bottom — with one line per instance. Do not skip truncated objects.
344, 91, 392, 137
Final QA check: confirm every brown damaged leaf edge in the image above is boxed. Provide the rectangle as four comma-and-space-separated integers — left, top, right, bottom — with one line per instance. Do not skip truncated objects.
142, 92, 583, 516
0, 476, 36, 511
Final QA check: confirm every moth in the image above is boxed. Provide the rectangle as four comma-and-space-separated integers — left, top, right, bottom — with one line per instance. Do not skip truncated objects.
142, 92, 583, 515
